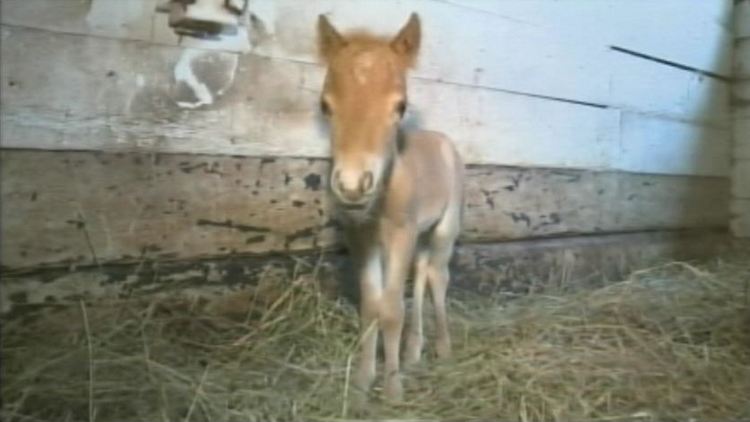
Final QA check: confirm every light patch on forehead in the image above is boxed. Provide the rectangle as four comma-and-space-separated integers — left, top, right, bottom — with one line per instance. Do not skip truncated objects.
353, 52, 377, 85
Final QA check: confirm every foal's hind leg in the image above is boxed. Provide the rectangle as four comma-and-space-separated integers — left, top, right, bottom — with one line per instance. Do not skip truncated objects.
427, 241, 454, 359
427, 209, 460, 359
404, 251, 429, 366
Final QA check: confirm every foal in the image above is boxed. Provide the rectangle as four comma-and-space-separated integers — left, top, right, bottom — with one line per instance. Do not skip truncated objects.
317, 13, 464, 400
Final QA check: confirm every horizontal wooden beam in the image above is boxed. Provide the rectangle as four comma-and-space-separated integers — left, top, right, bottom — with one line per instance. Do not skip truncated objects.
0, 149, 729, 270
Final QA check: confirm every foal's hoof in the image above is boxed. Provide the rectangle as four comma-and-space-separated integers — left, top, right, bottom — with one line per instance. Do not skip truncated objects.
404, 339, 423, 366
436, 338, 452, 360
353, 366, 375, 392
403, 348, 422, 367
348, 387, 370, 412
383, 374, 403, 402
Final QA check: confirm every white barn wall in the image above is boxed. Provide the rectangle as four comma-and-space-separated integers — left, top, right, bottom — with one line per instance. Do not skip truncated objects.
440, 0, 734, 76
0, 0, 734, 177
0, 0, 737, 275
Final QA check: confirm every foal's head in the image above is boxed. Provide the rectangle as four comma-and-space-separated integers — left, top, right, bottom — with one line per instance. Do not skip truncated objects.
317, 13, 421, 207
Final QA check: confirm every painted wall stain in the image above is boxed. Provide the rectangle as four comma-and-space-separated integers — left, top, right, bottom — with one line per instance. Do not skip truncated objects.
196, 219, 270, 233
304, 173, 322, 190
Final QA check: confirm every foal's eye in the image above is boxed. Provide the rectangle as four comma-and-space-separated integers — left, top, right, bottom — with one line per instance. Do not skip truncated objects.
396, 100, 407, 118
320, 99, 331, 116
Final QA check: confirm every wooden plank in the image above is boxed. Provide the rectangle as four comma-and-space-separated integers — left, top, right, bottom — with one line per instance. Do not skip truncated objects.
609, 51, 729, 125
439, 0, 733, 76
246, 0, 731, 123
617, 113, 730, 177
737, 0, 750, 40
732, 160, 750, 199
734, 15, 750, 241
0, 26, 619, 170
246, 0, 611, 105
737, 38, 750, 80
408, 80, 618, 169
731, 199, 750, 238
735, 117, 750, 160
453, 230, 729, 296
0, 0, 157, 41
0, 0, 252, 53
0, 25, 292, 153
1, 0, 92, 36
612, 173, 730, 232
0, 230, 729, 314
735, 80, 750, 109
0, 150, 336, 270
0, 149, 729, 270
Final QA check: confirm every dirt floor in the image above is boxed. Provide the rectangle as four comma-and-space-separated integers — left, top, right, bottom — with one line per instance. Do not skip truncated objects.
2, 254, 750, 421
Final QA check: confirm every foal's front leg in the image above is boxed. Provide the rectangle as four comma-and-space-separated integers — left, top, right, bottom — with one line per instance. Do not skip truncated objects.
354, 246, 382, 393
380, 220, 416, 401
346, 227, 382, 394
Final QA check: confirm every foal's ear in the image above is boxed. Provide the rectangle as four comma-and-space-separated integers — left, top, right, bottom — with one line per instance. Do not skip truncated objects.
391, 13, 421, 67
317, 14, 346, 63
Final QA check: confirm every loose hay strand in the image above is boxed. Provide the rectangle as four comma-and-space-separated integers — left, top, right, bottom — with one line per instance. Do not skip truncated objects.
184, 366, 209, 422
79, 299, 95, 422
2, 257, 750, 421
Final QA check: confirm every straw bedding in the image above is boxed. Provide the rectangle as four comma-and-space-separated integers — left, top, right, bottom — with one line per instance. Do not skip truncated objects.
2, 256, 749, 421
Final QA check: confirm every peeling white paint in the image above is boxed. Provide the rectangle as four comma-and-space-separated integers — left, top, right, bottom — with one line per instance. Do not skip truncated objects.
216, 54, 239, 96
174, 49, 214, 109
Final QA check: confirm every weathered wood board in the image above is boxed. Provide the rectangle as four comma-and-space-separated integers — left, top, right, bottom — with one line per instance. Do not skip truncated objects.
733, 5, 750, 238
0, 230, 729, 315
737, 38, 750, 81
1, 149, 729, 271
731, 199, 750, 237
732, 160, 750, 199
734, 79, 750, 166
738, 0, 750, 40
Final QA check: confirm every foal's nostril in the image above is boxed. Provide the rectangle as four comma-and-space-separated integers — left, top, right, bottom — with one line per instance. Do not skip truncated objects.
360, 171, 374, 194
333, 170, 343, 191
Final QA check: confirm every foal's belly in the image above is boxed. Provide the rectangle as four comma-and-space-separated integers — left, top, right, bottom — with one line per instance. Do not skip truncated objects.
414, 197, 447, 233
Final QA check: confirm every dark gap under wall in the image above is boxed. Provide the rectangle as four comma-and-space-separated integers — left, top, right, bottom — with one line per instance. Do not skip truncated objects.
0, 229, 730, 316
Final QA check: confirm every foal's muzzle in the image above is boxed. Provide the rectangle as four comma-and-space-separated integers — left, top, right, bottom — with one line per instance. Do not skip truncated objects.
331, 168, 375, 205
